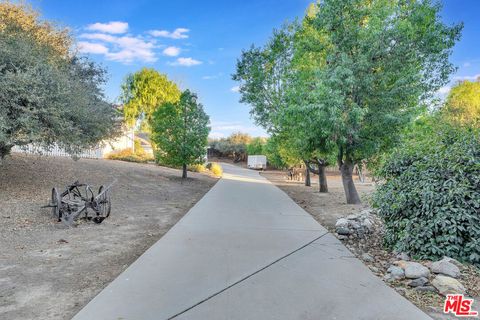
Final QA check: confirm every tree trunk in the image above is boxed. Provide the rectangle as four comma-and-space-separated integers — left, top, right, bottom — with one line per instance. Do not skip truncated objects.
304, 162, 311, 187
318, 164, 328, 193
305, 159, 328, 193
340, 160, 361, 204
182, 163, 187, 179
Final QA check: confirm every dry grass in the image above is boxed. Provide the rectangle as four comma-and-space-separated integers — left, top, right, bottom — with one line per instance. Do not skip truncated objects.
0, 153, 216, 320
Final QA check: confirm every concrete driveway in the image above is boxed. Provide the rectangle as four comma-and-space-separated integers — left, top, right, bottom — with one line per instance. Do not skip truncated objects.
73, 163, 431, 320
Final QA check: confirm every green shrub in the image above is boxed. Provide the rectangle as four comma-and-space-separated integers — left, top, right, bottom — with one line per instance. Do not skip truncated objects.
107, 148, 154, 163
372, 126, 480, 265
208, 162, 223, 177
188, 164, 206, 173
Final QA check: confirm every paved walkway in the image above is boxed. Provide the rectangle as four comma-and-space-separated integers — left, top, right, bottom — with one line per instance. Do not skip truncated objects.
73, 164, 431, 320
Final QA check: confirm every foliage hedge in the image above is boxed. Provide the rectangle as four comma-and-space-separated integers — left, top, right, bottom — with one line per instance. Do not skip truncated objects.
372, 125, 480, 265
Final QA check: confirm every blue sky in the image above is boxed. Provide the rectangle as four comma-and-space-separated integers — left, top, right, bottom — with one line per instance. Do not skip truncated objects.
32, 0, 479, 138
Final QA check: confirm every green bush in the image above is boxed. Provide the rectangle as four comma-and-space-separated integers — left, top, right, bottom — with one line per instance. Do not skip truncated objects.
188, 164, 206, 173
372, 125, 480, 265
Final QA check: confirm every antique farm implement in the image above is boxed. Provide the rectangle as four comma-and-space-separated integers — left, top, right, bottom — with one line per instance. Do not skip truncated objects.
44, 180, 115, 227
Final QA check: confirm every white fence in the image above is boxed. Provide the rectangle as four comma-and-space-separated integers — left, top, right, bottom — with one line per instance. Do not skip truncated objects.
11, 130, 135, 159
12, 144, 104, 159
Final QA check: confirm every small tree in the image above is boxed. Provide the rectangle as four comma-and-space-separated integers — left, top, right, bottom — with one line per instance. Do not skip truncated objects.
151, 90, 210, 178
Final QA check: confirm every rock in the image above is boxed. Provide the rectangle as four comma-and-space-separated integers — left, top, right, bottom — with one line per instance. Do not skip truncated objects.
408, 277, 428, 287
396, 252, 410, 261
442, 256, 463, 268
360, 209, 373, 216
336, 227, 352, 235
394, 260, 409, 270
346, 214, 358, 220
387, 266, 405, 279
431, 258, 461, 278
362, 218, 373, 231
383, 274, 394, 282
335, 218, 349, 228
361, 253, 374, 262
370, 266, 379, 273
349, 221, 361, 230
431, 275, 466, 296
414, 286, 437, 293
404, 262, 430, 279
337, 235, 348, 240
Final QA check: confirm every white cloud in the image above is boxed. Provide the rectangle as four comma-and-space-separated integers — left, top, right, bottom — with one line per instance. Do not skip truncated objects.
209, 131, 226, 139
453, 74, 480, 81
209, 121, 268, 138
149, 28, 189, 39
86, 21, 128, 34
78, 41, 109, 54
438, 86, 451, 95
163, 46, 180, 57
230, 86, 240, 93
168, 57, 202, 67
202, 73, 223, 80
210, 121, 251, 131
79, 33, 156, 63
80, 33, 116, 42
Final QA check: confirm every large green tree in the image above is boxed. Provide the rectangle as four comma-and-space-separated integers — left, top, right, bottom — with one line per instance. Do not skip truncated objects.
0, 17, 119, 160
233, 19, 335, 193
151, 90, 210, 178
120, 68, 181, 127
302, 0, 461, 203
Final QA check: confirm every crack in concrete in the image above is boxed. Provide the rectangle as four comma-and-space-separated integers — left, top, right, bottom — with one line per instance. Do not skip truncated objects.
166, 231, 330, 320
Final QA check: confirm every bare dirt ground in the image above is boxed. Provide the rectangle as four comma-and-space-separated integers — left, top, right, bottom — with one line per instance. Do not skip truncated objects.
0, 153, 217, 320
261, 169, 374, 229
262, 169, 479, 320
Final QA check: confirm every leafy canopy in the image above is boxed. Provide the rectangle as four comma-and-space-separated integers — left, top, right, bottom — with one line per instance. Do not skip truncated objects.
0, 1, 71, 58
372, 122, 480, 265
121, 68, 181, 127
303, 0, 462, 164
0, 15, 119, 158
443, 79, 480, 126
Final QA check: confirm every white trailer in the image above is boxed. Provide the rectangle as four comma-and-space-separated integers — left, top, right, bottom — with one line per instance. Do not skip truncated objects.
247, 155, 267, 170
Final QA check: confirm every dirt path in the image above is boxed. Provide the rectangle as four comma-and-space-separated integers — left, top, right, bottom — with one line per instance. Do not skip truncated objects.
0, 154, 217, 320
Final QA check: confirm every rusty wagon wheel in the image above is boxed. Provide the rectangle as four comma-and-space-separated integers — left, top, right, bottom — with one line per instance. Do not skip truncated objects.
92, 185, 111, 224
51, 188, 61, 221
